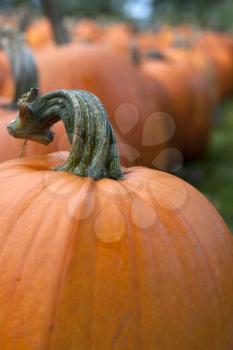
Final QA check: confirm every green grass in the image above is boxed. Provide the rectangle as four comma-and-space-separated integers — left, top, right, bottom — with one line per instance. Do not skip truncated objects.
180, 98, 233, 232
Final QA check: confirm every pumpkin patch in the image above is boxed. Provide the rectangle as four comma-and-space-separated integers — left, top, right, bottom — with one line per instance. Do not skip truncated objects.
1, 23, 233, 167
0, 3, 233, 348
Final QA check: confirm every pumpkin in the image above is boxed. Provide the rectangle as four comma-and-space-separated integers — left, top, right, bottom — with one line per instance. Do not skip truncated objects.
101, 22, 135, 55
138, 47, 218, 159
195, 32, 233, 97
135, 27, 233, 98
73, 19, 103, 43
135, 25, 195, 55
136, 29, 173, 54
2, 89, 233, 349
25, 17, 54, 49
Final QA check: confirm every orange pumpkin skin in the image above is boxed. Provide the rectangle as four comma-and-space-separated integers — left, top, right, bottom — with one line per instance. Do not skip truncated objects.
0, 152, 233, 349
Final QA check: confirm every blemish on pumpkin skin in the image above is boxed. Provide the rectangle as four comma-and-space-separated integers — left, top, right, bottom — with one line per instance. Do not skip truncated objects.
48, 323, 54, 331
194, 244, 201, 254
112, 311, 131, 348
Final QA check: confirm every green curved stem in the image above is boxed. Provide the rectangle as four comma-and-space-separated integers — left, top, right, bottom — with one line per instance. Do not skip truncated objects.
14, 89, 123, 180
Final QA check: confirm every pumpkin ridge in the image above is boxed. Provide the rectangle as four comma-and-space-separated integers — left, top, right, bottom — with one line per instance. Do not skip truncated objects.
46, 179, 97, 349
173, 197, 232, 343
174, 206, 225, 329
0, 185, 55, 344
0, 175, 45, 259
45, 223, 80, 350
113, 194, 143, 348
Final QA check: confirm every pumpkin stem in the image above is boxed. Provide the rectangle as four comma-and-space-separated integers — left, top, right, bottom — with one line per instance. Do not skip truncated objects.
129, 42, 168, 65
145, 49, 168, 61
10, 89, 123, 180
0, 26, 38, 109
129, 41, 141, 65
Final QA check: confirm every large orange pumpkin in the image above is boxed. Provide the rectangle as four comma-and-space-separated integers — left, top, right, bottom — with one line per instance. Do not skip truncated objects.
1, 89, 233, 349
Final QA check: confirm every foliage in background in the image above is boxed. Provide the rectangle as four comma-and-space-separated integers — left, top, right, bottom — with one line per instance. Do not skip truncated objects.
0, 0, 122, 16
152, 0, 233, 31
1, 0, 233, 30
